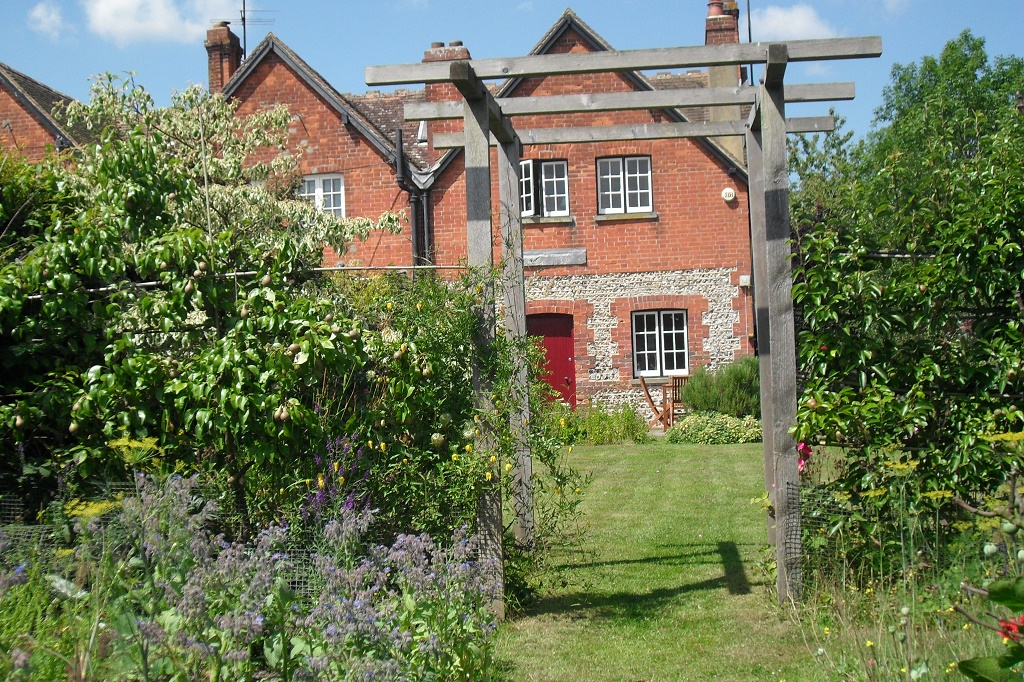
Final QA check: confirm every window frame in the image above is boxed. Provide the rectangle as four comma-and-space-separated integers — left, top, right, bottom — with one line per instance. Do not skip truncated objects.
597, 155, 653, 215
519, 159, 570, 218
631, 309, 689, 378
298, 173, 346, 217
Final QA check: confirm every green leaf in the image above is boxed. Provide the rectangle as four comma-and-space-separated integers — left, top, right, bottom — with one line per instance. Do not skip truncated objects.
987, 577, 1024, 611
956, 656, 1022, 682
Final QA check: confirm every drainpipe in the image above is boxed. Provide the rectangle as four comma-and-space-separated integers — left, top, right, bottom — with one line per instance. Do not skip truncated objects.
394, 129, 428, 267
422, 188, 433, 264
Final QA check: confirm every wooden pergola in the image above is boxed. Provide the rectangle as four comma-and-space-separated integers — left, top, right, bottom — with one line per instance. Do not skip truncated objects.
367, 35, 881, 610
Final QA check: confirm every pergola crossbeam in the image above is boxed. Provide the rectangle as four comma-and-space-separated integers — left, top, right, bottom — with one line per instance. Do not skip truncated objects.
450, 61, 517, 144
366, 36, 881, 85
405, 82, 855, 121
432, 116, 834, 148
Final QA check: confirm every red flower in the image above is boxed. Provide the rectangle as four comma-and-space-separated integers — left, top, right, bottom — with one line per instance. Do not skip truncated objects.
999, 616, 1024, 642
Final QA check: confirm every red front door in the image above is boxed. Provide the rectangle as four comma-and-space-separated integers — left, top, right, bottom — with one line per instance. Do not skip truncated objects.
526, 314, 576, 407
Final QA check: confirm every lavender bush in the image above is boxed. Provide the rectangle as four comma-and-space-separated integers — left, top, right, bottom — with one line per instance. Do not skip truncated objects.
0, 475, 498, 680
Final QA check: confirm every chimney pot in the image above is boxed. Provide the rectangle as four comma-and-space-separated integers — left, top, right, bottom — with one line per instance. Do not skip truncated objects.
449, 40, 463, 47
708, 0, 724, 17
430, 41, 445, 48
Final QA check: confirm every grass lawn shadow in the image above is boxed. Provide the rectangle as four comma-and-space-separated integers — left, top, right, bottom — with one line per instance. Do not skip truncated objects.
527, 540, 756, 621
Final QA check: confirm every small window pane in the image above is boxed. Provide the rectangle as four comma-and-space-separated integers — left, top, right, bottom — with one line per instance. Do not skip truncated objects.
519, 160, 535, 217
625, 157, 652, 212
541, 161, 569, 217
597, 158, 623, 214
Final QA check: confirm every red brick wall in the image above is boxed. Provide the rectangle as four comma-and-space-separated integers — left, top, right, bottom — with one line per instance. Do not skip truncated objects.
429, 28, 755, 371
0, 88, 59, 163
227, 27, 755, 402
229, 52, 414, 267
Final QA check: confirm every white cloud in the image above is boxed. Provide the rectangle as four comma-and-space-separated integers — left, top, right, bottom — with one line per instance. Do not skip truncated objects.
750, 4, 839, 41
80, 0, 237, 46
28, 2, 67, 41
881, 0, 912, 13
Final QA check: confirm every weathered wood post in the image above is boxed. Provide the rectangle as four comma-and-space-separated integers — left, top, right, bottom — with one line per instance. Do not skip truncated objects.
758, 43, 802, 602
454, 61, 505, 618
496, 136, 536, 550
746, 123, 776, 548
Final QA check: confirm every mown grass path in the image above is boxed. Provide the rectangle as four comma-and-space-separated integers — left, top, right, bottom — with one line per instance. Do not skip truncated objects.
494, 441, 821, 681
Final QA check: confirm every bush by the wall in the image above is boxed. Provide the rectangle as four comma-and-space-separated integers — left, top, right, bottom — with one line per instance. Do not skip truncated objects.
681, 356, 760, 419
665, 411, 762, 445
544, 401, 651, 446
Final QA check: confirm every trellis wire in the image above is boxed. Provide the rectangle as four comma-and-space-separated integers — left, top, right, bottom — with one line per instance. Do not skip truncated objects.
24, 263, 469, 301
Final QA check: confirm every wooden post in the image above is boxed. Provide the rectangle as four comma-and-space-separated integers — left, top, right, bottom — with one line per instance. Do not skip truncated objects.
761, 44, 801, 602
460, 63, 505, 619
497, 135, 536, 550
746, 122, 777, 547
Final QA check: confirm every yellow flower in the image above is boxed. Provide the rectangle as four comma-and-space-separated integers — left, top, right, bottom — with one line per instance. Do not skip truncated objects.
559, 418, 566, 427
464, 444, 473, 453
380, 442, 387, 451
279, 488, 284, 495
574, 487, 581, 494
865, 587, 873, 594
568, 446, 573, 454
823, 627, 831, 636
505, 463, 512, 472
317, 474, 325, 489
368, 440, 374, 449
416, 302, 422, 312
402, 458, 408, 464
386, 301, 393, 310
333, 461, 340, 473
339, 476, 345, 485
486, 472, 493, 482
900, 668, 907, 674
963, 623, 971, 630
490, 455, 497, 463
865, 640, 874, 648
452, 454, 459, 462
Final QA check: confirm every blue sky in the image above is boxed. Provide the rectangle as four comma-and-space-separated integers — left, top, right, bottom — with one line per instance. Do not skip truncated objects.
2, 0, 1021, 140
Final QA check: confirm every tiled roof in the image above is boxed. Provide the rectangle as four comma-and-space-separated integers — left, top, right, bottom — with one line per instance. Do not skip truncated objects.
0, 62, 98, 148
344, 89, 430, 169
648, 71, 712, 123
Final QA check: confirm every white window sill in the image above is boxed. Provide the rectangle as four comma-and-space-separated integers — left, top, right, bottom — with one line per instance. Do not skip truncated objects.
594, 211, 659, 223
523, 215, 575, 226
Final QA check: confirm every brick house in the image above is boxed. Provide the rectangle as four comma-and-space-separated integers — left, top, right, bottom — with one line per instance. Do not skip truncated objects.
3, 4, 755, 416
0, 62, 95, 163
208, 5, 755, 415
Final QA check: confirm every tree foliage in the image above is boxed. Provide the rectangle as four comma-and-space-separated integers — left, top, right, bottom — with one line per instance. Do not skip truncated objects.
0, 76, 398, 524
791, 32, 1024, 499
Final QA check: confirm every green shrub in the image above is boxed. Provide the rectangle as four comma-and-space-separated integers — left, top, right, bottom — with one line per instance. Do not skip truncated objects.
665, 411, 762, 445
681, 356, 760, 418
543, 401, 651, 446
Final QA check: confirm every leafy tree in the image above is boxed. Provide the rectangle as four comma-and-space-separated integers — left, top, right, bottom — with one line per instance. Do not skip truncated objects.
0, 75, 398, 528
791, 32, 1024, 501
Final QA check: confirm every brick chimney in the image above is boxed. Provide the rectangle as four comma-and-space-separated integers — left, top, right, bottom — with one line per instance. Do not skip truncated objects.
705, 1, 743, 161
423, 40, 471, 163
206, 21, 242, 95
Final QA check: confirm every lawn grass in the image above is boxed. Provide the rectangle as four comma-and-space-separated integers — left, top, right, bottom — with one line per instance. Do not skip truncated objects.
493, 440, 822, 681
